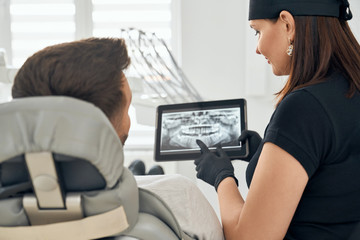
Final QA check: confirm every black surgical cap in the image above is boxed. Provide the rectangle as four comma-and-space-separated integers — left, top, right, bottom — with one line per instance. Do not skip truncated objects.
249, 0, 353, 21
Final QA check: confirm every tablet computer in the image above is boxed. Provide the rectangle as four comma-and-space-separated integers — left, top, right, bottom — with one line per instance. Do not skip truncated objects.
154, 98, 248, 161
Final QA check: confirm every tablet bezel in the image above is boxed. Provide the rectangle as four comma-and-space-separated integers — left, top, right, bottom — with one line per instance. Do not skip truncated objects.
154, 98, 248, 161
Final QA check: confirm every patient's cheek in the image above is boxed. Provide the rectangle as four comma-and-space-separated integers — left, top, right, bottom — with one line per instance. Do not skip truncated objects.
120, 134, 128, 145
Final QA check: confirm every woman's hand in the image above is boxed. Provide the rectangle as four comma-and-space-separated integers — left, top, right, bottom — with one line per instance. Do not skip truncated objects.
194, 139, 238, 191
238, 130, 262, 162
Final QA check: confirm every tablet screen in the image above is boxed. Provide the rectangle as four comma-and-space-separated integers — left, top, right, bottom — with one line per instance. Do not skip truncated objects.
154, 99, 248, 161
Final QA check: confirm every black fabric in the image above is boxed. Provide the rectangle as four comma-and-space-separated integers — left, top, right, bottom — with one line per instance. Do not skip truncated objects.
1, 155, 29, 186
349, 222, 360, 240
0, 153, 106, 197
246, 72, 360, 239
248, 0, 353, 21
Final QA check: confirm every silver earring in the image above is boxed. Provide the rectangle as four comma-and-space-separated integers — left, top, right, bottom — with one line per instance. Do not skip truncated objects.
287, 41, 294, 56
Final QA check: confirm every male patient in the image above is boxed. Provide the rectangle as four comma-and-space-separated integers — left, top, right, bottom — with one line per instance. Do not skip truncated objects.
11, 38, 223, 240
12, 38, 132, 146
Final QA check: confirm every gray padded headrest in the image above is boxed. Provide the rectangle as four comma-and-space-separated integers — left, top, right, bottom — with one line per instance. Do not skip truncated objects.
0, 96, 124, 188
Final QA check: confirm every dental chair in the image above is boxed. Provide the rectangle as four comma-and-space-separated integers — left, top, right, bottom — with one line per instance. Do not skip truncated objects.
0, 96, 194, 240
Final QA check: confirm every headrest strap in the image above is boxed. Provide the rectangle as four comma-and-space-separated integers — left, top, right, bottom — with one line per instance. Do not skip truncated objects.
25, 152, 64, 209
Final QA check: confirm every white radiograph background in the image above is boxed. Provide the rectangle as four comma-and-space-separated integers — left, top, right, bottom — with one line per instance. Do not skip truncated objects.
160, 108, 241, 152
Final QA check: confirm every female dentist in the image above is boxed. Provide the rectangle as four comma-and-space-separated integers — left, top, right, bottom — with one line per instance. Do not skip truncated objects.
195, 0, 360, 239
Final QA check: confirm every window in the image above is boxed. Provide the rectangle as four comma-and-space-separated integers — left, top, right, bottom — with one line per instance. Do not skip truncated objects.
92, 0, 171, 41
10, 0, 76, 67
4, 0, 173, 68
0, 0, 178, 150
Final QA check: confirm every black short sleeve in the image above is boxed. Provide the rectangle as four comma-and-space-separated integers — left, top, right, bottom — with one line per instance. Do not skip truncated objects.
264, 90, 334, 178
246, 75, 360, 238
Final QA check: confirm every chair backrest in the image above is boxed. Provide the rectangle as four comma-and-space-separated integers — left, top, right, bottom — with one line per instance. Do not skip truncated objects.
0, 96, 189, 240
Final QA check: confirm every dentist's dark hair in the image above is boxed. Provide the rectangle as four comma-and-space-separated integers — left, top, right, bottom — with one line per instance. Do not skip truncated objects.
277, 16, 360, 105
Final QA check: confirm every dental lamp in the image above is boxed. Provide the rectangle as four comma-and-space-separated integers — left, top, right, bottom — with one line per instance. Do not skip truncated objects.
0, 49, 17, 103
0, 49, 18, 84
120, 28, 203, 125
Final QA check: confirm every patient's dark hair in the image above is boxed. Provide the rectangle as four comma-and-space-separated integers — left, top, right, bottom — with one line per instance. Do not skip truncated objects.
12, 37, 131, 119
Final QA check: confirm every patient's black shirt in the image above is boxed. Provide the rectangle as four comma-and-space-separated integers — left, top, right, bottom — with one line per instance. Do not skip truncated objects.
246, 72, 360, 240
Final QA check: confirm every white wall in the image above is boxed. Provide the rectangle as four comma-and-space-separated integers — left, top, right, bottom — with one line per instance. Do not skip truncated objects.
177, 0, 279, 217
177, 0, 360, 218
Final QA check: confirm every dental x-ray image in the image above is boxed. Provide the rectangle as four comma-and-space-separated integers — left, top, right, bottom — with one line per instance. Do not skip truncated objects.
160, 108, 241, 153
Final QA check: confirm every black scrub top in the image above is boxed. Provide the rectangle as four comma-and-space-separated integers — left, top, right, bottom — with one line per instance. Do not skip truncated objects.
246, 72, 360, 240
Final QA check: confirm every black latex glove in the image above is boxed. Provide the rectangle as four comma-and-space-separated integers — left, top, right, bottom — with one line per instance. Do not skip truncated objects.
238, 130, 262, 162
194, 139, 238, 191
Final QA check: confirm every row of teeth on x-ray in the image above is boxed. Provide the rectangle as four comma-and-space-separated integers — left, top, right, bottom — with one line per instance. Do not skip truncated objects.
163, 111, 239, 148
181, 124, 220, 136
170, 125, 231, 148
